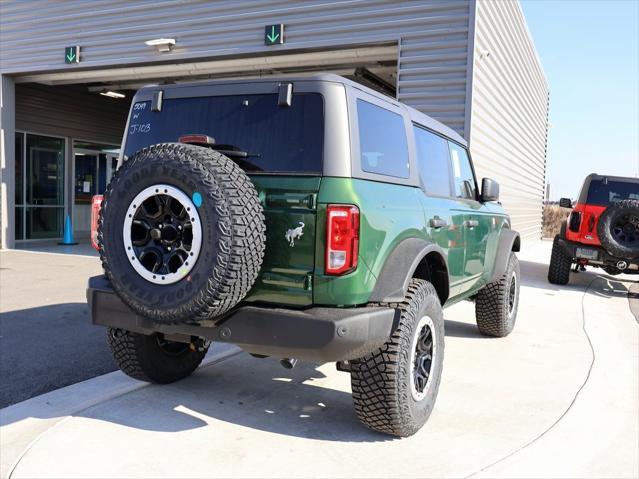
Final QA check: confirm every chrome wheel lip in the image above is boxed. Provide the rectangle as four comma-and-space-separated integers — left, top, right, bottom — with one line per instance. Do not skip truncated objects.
123, 184, 202, 285
508, 271, 518, 317
409, 315, 437, 402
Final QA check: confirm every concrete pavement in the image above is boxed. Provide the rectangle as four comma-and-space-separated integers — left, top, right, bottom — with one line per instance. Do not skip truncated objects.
1, 241, 637, 478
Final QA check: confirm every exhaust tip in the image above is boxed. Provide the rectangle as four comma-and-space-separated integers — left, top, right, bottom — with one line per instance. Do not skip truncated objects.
280, 358, 297, 369
617, 260, 628, 270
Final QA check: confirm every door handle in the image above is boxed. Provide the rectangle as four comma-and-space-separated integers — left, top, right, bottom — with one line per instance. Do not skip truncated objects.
429, 217, 448, 229
464, 219, 479, 228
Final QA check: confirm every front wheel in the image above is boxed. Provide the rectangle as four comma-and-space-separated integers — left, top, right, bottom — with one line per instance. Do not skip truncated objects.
350, 279, 445, 437
107, 328, 208, 384
475, 252, 520, 337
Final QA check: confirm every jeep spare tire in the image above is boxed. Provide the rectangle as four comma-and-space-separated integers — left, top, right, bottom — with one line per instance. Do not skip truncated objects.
597, 199, 639, 259
99, 143, 266, 324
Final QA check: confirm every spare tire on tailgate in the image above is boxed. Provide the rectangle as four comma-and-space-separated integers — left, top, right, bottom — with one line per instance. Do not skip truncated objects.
597, 199, 639, 259
98, 143, 266, 324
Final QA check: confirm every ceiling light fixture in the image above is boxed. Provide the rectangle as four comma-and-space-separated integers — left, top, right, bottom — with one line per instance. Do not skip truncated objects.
100, 91, 126, 99
144, 38, 176, 53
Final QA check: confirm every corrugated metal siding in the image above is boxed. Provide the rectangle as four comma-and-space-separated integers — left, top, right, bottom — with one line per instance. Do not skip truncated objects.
469, 0, 549, 241
0, 0, 471, 135
15, 83, 130, 144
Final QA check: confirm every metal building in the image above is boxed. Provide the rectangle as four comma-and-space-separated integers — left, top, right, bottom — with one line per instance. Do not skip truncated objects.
0, 0, 548, 248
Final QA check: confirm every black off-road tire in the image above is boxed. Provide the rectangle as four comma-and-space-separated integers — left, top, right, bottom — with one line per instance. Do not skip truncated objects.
350, 279, 445, 437
107, 328, 207, 383
99, 143, 265, 325
548, 235, 572, 285
597, 199, 639, 258
475, 252, 520, 337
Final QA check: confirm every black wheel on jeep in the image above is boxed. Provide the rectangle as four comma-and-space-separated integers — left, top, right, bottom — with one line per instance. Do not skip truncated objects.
475, 252, 520, 337
597, 199, 639, 258
107, 328, 208, 383
548, 235, 572, 285
350, 279, 444, 437
98, 143, 266, 324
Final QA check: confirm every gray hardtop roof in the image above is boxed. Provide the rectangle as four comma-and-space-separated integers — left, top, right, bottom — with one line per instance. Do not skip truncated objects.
136, 73, 466, 146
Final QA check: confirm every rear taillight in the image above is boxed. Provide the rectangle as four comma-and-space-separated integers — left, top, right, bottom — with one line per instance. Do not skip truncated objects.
325, 205, 359, 275
91, 195, 104, 251
568, 211, 582, 232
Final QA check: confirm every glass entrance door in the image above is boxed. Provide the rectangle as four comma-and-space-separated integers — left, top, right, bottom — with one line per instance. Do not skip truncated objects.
15, 133, 66, 240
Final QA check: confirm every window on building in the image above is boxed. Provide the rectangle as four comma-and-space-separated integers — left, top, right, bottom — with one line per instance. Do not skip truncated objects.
448, 141, 476, 200
357, 99, 409, 178
413, 125, 452, 197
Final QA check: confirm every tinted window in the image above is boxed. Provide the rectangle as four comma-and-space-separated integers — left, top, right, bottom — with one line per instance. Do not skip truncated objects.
124, 93, 323, 173
413, 126, 452, 197
448, 142, 476, 200
357, 100, 409, 178
586, 180, 639, 205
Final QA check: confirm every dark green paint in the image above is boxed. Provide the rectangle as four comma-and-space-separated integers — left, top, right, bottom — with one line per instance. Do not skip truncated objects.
243, 176, 507, 309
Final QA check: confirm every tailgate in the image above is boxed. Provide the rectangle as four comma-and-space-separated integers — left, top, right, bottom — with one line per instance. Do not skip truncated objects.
244, 176, 321, 306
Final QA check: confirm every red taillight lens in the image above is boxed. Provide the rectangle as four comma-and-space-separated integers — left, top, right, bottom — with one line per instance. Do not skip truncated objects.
91, 195, 104, 251
326, 205, 359, 275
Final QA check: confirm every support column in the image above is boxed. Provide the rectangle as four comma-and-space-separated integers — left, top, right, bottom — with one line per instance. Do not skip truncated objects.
0, 75, 16, 249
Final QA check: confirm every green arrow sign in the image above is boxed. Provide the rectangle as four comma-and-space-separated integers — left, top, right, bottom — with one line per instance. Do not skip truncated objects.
65, 46, 80, 64
265, 24, 284, 45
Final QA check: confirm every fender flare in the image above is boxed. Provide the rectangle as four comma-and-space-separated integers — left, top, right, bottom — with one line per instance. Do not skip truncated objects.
368, 238, 449, 304
488, 228, 521, 283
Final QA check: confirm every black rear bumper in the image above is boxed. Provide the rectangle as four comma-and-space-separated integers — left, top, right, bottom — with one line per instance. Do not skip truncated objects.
556, 237, 639, 270
87, 276, 398, 363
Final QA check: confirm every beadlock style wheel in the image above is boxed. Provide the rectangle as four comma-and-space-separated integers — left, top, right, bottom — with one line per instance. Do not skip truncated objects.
123, 184, 202, 285
410, 315, 437, 402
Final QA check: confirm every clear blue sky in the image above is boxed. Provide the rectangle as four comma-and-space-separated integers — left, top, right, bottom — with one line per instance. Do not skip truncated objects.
520, 0, 639, 200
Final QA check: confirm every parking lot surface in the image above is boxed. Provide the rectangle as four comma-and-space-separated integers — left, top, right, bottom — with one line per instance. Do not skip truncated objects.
0, 249, 113, 408
1, 241, 637, 478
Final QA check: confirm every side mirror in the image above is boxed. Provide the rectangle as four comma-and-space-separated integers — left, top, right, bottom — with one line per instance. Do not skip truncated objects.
480, 178, 500, 202
559, 197, 572, 208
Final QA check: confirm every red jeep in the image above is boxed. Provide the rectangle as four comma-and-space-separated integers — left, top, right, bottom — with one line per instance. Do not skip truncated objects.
548, 174, 639, 284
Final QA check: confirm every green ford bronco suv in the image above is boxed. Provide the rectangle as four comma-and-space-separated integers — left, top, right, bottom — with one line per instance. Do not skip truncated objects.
88, 74, 521, 437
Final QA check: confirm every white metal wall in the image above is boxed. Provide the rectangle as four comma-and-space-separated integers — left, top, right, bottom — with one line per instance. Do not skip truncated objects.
468, 0, 549, 241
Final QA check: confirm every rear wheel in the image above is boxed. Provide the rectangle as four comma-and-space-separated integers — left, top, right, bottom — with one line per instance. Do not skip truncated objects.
107, 328, 208, 383
350, 279, 444, 437
475, 252, 520, 337
548, 235, 572, 285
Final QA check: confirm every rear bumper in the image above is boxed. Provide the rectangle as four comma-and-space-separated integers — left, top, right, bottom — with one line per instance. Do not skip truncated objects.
87, 275, 398, 363
557, 237, 639, 270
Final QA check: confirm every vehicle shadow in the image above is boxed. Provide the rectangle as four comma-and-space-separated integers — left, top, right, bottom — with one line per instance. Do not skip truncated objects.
518, 259, 635, 298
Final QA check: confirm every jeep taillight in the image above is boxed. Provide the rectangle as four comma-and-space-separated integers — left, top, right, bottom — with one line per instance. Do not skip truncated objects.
91, 195, 104, 251
326, 205, 359, 275
568, 211, 582, 232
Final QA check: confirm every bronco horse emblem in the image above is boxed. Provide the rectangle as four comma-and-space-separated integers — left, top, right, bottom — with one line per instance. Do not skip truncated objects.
285, 222, 305, 247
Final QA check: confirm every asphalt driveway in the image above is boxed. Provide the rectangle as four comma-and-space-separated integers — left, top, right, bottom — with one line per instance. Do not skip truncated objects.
0, 250, 115, 408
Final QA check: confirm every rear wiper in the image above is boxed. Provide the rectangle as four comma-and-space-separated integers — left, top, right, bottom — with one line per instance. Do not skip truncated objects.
211, 144, 260, 159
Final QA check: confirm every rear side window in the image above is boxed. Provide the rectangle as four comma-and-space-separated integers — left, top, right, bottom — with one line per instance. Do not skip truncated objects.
124, 93, 324, 174
356, 100, 409, 178
448, 142, 476, 200
586, 179, 639, 205
413, 126, 452, 197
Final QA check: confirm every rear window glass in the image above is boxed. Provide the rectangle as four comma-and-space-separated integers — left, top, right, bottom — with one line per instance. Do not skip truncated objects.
356, 99, 409, 178
124, 93, 324, 174
586, 179, 639, 205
